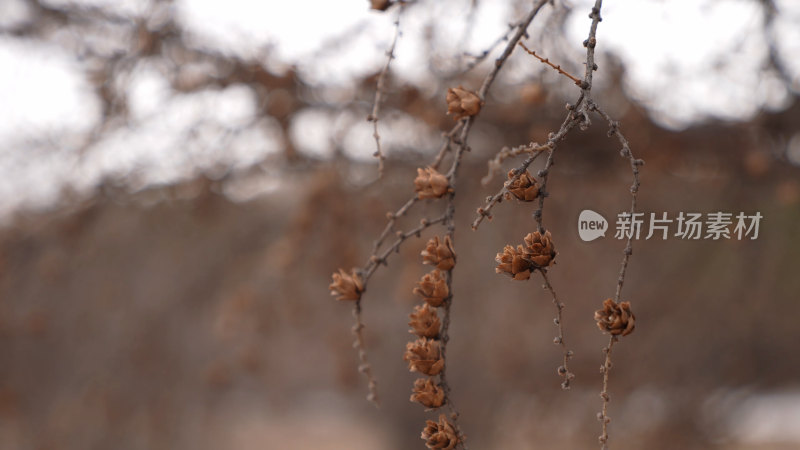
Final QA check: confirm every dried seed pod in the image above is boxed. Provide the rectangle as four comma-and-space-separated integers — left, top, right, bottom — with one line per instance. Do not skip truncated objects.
495, 245, 532, 280
594, 298, 635, 336
414, 167, 450, 199
413, 269, 449, 307
328, 268, 364, 301
404, 337, 445, 376
504, 169, 540, 202
408, 303, 441, 338
445, 86, 482, 121
410, 377, 445, 409
523, 230, 557, 267
421, 236, 456, 270
421, 414, 460, 449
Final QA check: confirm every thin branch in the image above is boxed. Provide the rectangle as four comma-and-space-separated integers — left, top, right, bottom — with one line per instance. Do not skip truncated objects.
586, 101, 642, 448
346, 213, 445, 406
470, 0, 562, 229
362, 214, 448, 284
430, 121, 465, 171
532, 150, 556, 233
478, 0, 550, 99
571, 3, 644, 449
452, 20, 519, 78
371, 197, 419, 257
349, 213, 445, 407
581, 0, 604, 92
352, 301, 380, 407
518, 42, 581, 86
528, 0, 608, 233
347, 2, 554, 444
588, 100, 643, 302
472, 146, 547, 229
480, 140, 549, 186
473, 26, 598, 229
598, 336, 617, 448
437, 116, 473, 450
368, 6, 404, 178
540, 269, 574, 389
472, 99, 581, 230
434, 3, 552, 445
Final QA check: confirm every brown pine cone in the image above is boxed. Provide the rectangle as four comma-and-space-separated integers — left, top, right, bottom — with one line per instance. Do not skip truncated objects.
410, 377, 445, 409
495, 245, 533, 280
421, 236, 456, 270
413, 269, 449, 307
504, 169, 540, 202
594, 298, 635, 336
446, 86, 482, 121
523, 230, 556, 267
404, 337, 444, 376
421, 414, 460, 449
408, 304, 441, 338
414, 167, 450, 200
328, 268, 363, 301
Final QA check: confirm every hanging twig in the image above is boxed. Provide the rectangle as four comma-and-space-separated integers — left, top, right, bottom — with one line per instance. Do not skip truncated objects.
368, 5, 405, 178
518, 42, 582, 86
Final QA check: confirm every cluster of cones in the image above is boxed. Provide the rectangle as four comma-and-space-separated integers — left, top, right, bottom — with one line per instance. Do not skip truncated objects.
404, 236, 462, 449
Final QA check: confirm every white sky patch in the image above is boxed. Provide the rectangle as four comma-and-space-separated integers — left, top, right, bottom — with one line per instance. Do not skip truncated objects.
787, 133, 800, 167
0, 139, 81, 213
758, 71, 793, 112
81, 84, 264, 183
386, 0, 509, 88
300, 22, 388, 85
41, 0, 153, 17
223, 118, 283, 167
177, 0, 368, 59
64, 84, 278, 206
341, 110, 439, 162
567, 0, 788, 128
176, 0, 799, 129
289, 108, 336, 158
727, 390, 800, 444
0, 0, 31, 29
128, 63, 172, 120
0, 37, 100, 139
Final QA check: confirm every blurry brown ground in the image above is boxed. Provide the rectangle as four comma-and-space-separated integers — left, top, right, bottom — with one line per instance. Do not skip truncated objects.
1, 105, 799, 449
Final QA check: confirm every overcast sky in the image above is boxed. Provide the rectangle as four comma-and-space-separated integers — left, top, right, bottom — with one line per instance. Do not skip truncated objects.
0, 0, 798, 217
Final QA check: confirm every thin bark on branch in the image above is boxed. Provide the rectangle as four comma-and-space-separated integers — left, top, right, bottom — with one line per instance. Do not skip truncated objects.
368, 6, 405, 178
518, 42, 581, 86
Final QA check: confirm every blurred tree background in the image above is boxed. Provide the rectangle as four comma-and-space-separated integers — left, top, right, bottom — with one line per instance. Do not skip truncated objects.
0, 0, 799, 449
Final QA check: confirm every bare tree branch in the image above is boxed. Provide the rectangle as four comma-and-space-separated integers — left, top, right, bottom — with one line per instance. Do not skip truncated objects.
368, 5, 405, 178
